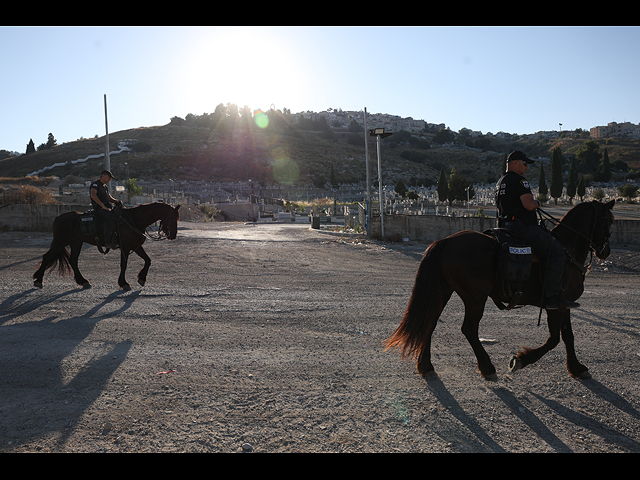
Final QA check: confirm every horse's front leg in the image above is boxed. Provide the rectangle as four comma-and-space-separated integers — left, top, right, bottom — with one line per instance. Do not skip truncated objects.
134, 245, 151, 286
69, 240, 91, 288
560, 310, 590, 379
509, 309, 562, 373
118, 250, 131, 291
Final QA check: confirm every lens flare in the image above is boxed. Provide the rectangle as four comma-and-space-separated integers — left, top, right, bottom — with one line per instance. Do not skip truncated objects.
254, 109, 269, 129
272, 147, 299, 185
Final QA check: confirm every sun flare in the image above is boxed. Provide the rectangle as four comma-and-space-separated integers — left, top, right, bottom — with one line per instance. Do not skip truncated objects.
177, 28, 306, 114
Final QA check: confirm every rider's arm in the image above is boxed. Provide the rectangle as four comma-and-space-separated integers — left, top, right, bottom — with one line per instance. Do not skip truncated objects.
520, 193, 541, 211
90, 187, 111, 210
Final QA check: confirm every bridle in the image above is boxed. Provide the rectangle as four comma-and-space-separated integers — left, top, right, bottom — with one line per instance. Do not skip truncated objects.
538, 202, 614, 271
117, 205, 179, 241
534, 203, 613, 326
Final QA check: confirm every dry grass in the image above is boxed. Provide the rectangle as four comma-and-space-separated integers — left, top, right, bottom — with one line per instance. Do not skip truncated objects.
0, 184, 60, 205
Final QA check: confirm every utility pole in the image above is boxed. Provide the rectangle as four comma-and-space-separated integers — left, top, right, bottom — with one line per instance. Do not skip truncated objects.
104, 94, 110, 171
363, 108, 371, 236
369, 128, 392, 240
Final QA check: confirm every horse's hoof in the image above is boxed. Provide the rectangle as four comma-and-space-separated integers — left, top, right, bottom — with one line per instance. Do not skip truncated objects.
137, 279, 146, 287
509, 356, 523, 373
33, 281, 43, 289
121, 284, 131, 291
82, 282, 92, 289
572, 370, 592, 380
421, 370, 439, 381
484, 373, 499, 382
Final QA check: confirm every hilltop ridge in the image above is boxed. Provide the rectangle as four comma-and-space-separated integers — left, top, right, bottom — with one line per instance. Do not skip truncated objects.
1, 110, 639, 189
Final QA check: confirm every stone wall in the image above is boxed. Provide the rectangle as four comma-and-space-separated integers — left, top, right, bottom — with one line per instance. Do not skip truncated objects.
0, 204, 87, 232
370, 214, 640, 247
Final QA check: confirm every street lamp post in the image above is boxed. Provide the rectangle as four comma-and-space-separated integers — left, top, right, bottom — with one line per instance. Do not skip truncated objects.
369, 127, 393, 239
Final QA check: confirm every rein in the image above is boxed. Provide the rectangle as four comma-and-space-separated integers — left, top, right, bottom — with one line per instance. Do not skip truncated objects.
537, 204, 611, 274
117, 205, 175, 242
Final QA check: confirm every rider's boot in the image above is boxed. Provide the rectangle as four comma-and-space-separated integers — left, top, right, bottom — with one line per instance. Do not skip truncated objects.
545, 295, 580, 310
103, 225, 119, 249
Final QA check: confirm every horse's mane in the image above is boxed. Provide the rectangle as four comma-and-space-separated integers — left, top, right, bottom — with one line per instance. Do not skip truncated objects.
120, 202, 178, 229
551, 201, 614, 252
557, 201, 594, 223
555, 200, 613, 227
124, 201, 173, 213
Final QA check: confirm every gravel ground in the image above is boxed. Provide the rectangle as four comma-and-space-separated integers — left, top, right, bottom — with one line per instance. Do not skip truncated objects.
1, 221, 640, 453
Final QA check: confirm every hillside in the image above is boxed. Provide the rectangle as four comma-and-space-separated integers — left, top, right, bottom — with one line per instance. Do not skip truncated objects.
2, 119, 640, 190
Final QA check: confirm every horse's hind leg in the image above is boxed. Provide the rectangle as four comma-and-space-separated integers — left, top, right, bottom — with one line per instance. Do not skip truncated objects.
33, 240, 69, 288
509, 310, 562, 374
460, 298, 497, 381
69, 240, 90, 288
33, 248, 57, 288
412, 287, 453, 378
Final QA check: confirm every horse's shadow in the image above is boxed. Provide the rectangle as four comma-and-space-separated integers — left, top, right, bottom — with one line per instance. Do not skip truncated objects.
425, 376, 640, 452
0, 288, 140, 451
425, 377, 508, 452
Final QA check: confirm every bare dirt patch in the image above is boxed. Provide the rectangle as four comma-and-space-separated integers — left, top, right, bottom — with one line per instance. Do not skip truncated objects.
1, 222, 640, 452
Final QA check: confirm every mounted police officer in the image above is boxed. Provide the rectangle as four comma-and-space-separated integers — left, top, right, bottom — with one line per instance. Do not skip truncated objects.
90, 170, 122, 249
495, 151, 579, 311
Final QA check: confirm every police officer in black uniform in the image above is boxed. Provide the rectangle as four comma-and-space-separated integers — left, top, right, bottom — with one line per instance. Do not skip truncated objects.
90, 170, 121, 249
495, 151, 579, 310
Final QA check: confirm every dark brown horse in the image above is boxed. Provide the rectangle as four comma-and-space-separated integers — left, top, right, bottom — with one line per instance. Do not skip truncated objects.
385, 200, 615, 382
33, 202, 180, 290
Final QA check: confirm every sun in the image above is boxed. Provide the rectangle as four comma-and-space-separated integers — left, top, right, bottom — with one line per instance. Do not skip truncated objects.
177, 28, 306, 114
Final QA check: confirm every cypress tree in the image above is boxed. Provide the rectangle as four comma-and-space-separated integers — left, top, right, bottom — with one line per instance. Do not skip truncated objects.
550, 147, 563, 205
437, 167, 449, 204
601, 148, 612, 182
538, 164, 548, 200
577, 175, 586, 201
566, 155, 578, 204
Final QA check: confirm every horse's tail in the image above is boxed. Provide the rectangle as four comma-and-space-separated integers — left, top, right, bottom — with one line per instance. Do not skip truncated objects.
34, 248, 72, 279
384, 238, 451, 361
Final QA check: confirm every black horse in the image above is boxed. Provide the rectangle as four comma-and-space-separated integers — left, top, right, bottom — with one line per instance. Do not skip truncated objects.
33, 202, 180, 290
385, 200, 615, 381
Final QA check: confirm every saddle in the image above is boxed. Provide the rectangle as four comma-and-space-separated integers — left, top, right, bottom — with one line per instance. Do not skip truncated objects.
484, 228, 537, 310
79, 210, 98, 236
79, 206, 123, 253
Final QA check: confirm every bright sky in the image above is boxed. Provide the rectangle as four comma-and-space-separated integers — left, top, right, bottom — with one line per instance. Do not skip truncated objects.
1, 26, 639, 154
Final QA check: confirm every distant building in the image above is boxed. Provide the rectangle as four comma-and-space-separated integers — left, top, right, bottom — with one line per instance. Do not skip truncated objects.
590, 121, 640, 139
294, 110, 429, 134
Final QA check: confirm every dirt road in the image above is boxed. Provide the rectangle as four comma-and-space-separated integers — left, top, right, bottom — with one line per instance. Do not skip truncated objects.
1, 221, 640, 452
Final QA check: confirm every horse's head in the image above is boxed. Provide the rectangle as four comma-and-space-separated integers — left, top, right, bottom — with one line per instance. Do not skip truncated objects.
592, 199, 615, 259
160, 204, 180, 239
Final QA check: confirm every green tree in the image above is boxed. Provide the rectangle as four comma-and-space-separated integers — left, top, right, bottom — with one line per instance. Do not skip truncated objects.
576, 139, 602, 174
25, 138, 36, 155
594, 147, 612, 182
577, 175, 586, 201
447, 168, 474, 204
394, 179, 408, 198
348, 120, 363, 133
550, 146, 564, 205
123, 178, 142, 197
618, 184, 639, 202
46, 133, 57, 149
538, 164, 548, 200
433, 128, 454, 144
566, 155, 578, 204
437, 167, 449, 204
592, 187, 604, 201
